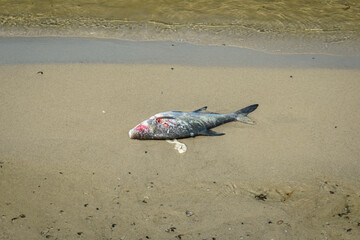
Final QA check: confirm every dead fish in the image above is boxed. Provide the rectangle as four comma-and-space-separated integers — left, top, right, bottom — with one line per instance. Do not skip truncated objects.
129, 104, 258, 140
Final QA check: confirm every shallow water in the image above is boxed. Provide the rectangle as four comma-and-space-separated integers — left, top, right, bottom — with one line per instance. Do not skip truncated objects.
0, 0, 359, 55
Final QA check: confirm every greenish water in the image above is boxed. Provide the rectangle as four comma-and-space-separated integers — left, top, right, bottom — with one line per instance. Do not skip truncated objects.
0, 0, 359, 55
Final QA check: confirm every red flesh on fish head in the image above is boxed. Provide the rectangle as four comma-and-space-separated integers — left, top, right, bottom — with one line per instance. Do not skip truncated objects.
129, 122, 150, 139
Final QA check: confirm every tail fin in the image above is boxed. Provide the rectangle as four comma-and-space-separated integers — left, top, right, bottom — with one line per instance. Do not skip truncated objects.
234, 104, 258, 124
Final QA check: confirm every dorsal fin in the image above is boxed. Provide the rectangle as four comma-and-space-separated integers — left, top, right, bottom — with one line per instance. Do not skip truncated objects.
193, 106, 207, 112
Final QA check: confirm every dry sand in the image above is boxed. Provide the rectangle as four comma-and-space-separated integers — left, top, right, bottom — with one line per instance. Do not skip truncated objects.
1, 42, 360, 239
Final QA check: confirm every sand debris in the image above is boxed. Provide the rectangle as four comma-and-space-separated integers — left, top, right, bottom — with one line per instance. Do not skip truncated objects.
166, 139, 187, 153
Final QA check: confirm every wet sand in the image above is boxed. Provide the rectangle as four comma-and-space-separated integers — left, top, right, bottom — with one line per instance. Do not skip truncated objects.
1, 40, 360, 239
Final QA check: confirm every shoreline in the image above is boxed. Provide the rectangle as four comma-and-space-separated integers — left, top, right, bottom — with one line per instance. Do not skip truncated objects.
1, 37, 360, 68
1, 21, 359, 57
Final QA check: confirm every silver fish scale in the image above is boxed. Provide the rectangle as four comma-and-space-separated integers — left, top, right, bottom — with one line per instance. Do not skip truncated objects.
152, 117, 192, 139
153, 112, 235, 139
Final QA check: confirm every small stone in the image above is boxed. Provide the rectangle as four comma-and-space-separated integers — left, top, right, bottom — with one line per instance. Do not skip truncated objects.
255, 193, 267, 201
165, 227, 176, 232
19, 214, 26, 218
185, 211, 194, 217
329, 191, 335, 194
277, 220, 284, 225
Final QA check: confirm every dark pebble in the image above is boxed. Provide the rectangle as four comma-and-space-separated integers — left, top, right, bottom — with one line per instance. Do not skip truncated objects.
255, 193, 267, 201
96, 208, 99, 210
268, 221, 272, 224
171, 67, 174, 70
84, 204, 88, 207
77, 232, 83, 235
145, 151, 148, 154
128, 172, 131, 174
290, 75, 293, 78
330, 191, 335, 194
19, 214, 26, 218
146, 236, 150, 239
347, 228, 352, 232
335, 126, 337, 128
45, 235, 51, 238
37, 71, 44, 74
59, 172, 63, 174
111, 224, 116, 228
165, 227, 176, 232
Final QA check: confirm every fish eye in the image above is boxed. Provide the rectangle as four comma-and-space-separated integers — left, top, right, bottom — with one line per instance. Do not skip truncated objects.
156, 118, 164, 124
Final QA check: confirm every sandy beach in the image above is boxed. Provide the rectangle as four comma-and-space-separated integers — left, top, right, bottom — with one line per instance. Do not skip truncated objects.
1, 38, 360, 239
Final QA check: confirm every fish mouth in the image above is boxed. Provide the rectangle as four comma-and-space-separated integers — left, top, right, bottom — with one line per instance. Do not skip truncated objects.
129, 129, 135, 139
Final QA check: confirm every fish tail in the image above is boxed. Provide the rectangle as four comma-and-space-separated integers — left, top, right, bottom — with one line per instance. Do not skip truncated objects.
234, 104, 258, 124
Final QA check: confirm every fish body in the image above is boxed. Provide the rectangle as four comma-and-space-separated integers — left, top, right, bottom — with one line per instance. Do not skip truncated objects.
129, 104, 258, 140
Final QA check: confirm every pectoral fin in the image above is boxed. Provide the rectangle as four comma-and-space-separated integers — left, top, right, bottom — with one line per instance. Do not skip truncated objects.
198, 129, 225, 136
193, 106, 207, 112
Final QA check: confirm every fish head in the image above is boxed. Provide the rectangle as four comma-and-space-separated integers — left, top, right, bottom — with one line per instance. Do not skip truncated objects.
129, 113, 180, 140
129, 119, 155, 139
